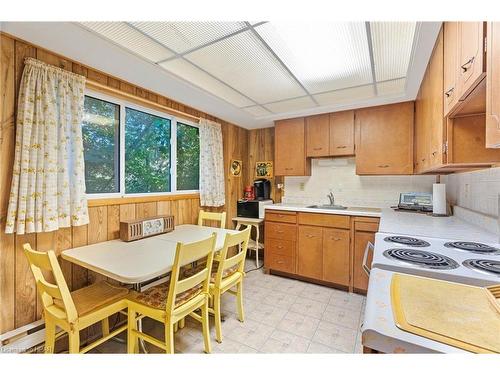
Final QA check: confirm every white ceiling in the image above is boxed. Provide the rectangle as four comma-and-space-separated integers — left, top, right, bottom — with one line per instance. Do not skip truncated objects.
0, 21, 441, 129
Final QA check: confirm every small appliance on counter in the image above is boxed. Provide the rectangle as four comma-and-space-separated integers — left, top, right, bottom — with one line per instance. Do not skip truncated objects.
237, 199, 273, 219
243, 185, 255, 200
396, 192, 433, 212
254, 178, 271, 200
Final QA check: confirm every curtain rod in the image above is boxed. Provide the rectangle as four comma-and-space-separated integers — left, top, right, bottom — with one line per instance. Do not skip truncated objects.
86, 80, 201, 123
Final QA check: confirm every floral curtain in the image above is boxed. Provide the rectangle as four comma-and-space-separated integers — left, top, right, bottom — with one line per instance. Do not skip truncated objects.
5, 58, 89, 234
198, 118, 225, 207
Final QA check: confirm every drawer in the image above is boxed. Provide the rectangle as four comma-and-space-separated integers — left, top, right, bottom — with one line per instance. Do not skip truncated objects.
266, 252, 295, 274
354, 221, 379, 232
266, 238, 296, 257
265, 222, 297, 240
298, 212, 350, 229
266, 210, 297, 223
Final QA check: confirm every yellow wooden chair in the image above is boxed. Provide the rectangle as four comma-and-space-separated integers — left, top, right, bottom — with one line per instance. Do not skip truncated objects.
127, 234, 217, 354
23, 244, 129, 354
184, 227, 251, 343
198, 210, 227, 229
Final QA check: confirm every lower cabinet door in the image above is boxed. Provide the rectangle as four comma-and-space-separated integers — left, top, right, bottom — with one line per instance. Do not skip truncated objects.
297, 225, 323, 280
322, 228, 350, 286
353, 226, 377, 293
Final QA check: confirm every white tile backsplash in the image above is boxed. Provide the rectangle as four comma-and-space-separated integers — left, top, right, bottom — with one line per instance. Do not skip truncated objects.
443, 167, 500, 218
282, 158, 436, 208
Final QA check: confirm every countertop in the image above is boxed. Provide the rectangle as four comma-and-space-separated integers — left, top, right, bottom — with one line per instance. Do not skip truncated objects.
265, 202, 382, 218
265, 203, 499, 243
379, 208, 500, 243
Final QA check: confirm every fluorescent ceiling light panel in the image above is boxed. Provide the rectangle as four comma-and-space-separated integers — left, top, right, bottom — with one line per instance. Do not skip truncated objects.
81, 22, 174, 63
255, 22, 372, 94
159, 58, 254, 107
371, 22, 417, 82
130, 22, 247, 54
243, 105, 272, 117
377, 78, 406, 96
264, 96, 316, 113
184, 30, 307, 104
313, 85, 376, 106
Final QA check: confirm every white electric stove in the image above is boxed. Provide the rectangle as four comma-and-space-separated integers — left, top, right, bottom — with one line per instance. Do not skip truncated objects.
362, 232, 500, 353
371, 232, 500, 286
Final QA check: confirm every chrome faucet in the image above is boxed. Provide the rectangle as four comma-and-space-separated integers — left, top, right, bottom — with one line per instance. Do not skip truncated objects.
327, 191, 335, 206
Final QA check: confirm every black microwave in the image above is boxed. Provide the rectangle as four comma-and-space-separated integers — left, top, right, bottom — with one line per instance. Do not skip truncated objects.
237, 199, 273, 219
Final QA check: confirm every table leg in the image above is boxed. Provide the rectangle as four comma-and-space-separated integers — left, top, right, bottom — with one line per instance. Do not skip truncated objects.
133, 283, 149, 354
254, 224, 260, 268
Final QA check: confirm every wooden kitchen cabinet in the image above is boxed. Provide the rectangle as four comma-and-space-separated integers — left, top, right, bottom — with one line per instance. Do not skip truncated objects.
297, 226, 323, 280
415, 28, 445, 173
457, 22, 486, 101
322, 228, 350, 286
486, 22, 500, 148
444, 22, 459, 116
352, 217, 379, 294
415, 25, 500, 173
355, 102, 414, 175
264, 211, 297, 274
275, 117, 311, 176
306, 114, 330, 157
329, 110, 355, 156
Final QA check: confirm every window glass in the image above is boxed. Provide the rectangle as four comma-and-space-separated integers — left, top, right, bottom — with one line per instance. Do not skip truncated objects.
177, 123, 200, 190
82, 96, 120, 194
125, 107, 171, 193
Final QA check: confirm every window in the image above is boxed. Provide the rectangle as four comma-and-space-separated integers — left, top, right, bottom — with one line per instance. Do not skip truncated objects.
82, 96, 120, 194
125, 108, 171, 193
82, 92, 200, 197
177, 122, 200, 190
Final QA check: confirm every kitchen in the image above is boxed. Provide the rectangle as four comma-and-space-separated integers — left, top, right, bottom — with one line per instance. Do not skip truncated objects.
0, 1, 499, 372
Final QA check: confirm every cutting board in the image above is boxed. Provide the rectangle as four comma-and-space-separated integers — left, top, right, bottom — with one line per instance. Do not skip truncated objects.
391, 273, 500, 353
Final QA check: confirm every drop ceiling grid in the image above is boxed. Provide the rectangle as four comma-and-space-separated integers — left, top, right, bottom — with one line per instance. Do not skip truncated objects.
254, 22, 373, 95
183, 30, 308, 104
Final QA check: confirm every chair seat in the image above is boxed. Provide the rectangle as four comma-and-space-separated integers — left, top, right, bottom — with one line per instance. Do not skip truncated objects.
130, 282, 203, 310
184, 263, 239, 283
55, 281, 129, 317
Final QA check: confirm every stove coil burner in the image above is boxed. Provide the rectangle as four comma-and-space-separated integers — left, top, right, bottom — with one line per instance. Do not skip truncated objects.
444, 241, 500, 255
462, 259, 500, 276
383, 236, 431, 247
383, 248, 459, 270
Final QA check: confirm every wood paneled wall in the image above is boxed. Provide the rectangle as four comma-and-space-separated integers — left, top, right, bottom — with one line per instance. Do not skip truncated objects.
247, 128, 283, 203
0, 32, 258, 334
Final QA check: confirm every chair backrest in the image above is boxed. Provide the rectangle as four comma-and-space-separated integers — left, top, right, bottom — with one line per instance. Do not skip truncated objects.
165, 233, 217, 315
213, 227, 251, 285
23, 243, 78, 323
197, 210, 226, 229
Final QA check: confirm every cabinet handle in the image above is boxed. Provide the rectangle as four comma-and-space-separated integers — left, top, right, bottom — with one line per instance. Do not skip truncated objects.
278, 214, 284, 217
284, 168, 293, 171
461, 57, 475, 72
330, 237, 341, 241
313, 147, 323, 151
276, 230, 284, 234
277, 245, 284, 249
336, 145, 347, 149
377, 164, 390, 168
306, 234, 315, 238
277, 260, 284, 264
444, 87, 454, 97
362, 241, 375, 276
432, 151, 437, 156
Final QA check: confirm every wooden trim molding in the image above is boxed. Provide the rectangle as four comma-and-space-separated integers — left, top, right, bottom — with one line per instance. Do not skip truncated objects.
87, 193, 200, 207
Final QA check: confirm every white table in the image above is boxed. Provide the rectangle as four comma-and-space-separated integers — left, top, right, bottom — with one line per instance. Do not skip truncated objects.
232, 217, 264, 268
61, 224, 239, 284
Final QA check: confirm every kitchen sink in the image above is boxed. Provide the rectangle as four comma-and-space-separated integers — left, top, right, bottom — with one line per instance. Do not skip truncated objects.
306, 204, 347, 210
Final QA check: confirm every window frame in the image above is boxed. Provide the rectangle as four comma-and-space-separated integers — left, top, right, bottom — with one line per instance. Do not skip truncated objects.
84, 89, 200, 199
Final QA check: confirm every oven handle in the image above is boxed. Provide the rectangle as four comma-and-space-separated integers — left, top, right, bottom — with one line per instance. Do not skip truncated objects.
362, 241, 375, 276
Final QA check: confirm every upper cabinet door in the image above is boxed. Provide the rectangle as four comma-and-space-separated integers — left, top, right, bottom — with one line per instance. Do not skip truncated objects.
457, 22, 486, 100
486, 22, 500, 148
329, 110, 355, 156
355, 102, 414, 175
306, 114, 330, 157
444, 22, 459, 116
275, 118, 310, 176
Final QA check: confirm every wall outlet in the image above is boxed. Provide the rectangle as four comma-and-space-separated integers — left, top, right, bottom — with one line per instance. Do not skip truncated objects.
299, 182, 305, 191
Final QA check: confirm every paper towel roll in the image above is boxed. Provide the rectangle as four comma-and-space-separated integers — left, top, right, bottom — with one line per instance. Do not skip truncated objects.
433, 183, 447, 215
